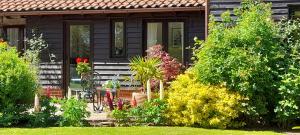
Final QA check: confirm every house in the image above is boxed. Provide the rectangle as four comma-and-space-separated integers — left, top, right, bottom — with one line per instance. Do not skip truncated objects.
1, 0, 300, 97
0, 0, 206, 97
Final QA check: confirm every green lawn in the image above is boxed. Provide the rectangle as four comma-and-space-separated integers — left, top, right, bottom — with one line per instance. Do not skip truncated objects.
0, 127, 284, 135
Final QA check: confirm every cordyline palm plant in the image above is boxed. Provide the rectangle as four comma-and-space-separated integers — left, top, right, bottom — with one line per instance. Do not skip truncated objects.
129, 56, 162, 101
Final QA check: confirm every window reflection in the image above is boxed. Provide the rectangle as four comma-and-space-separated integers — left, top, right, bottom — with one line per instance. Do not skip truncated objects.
168, 22, 184, 62
147, 23, 163, 48
112, 21, 125, 57
69, 25, 90, 91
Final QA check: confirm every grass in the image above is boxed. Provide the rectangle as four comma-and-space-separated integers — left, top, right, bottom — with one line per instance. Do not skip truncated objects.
0, 127, 284, 135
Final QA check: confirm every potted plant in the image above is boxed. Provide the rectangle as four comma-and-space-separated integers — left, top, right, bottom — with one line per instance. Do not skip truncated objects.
76, 57, 91, 79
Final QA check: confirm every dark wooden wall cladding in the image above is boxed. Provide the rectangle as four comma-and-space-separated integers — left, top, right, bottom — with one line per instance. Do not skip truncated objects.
25, 11, 205, 90
210, 0, 300, 21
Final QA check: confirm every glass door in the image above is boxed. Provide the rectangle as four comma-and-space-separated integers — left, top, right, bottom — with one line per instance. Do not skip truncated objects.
67, 24, 91, 91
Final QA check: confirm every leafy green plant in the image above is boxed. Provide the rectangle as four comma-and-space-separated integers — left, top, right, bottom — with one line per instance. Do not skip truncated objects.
28, 96, 59, 127
111, 109, 131, 126
59, 97, 90, 127
0, 42, 38, 127
111, 99, 167, 126
102, 80, 121, 89
76, 62, 91, 76
130, 99, 167, 126
273, 19, 300, 128
166, 70, 244, 129
129, 56, 162, 88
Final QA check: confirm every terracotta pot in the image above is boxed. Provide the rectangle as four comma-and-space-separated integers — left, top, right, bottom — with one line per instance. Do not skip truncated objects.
132, 92, 147, 106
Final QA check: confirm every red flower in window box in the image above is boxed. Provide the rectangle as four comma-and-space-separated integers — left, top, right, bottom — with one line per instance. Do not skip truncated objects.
83, 58, 89, 63
76, 57, 82, 64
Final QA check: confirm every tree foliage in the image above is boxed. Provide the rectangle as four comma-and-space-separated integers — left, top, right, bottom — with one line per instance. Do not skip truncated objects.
146, 45, 182, 82
192, 0, 292, 126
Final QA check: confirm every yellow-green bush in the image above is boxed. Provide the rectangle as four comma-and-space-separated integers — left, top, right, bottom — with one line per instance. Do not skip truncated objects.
166, 70, 244, 129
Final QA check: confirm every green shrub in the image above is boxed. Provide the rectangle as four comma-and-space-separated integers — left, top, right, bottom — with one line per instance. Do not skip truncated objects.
166, 70, 244, 129
0, 42, 38, 127
112, 99, 167, 126
29, 96, 59, 127
274, 19, 300, 128
111, 109, 131, 127
194, 0, 283, 122
130, 99, 167, 126
59, 97, 90, 127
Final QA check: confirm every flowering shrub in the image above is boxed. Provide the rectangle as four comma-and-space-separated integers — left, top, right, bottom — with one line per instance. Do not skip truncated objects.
166, 70, 244, 129
146, 45, 182, 83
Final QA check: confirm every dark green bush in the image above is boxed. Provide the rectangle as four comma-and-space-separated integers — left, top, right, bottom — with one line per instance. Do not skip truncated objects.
0, 42, 38, 127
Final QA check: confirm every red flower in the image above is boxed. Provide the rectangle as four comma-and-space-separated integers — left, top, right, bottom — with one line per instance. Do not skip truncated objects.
76, 57, 82, 64
83, 58, 89, 63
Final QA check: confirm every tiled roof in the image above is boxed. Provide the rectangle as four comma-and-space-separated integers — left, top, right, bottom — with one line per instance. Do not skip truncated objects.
0, 0, 205, 12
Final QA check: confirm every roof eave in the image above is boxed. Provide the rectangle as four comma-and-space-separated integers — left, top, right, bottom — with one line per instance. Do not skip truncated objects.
0, 7, 205, 16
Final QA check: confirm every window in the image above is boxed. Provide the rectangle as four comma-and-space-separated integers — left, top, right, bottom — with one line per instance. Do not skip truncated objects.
147, 23, 163, 48
145, 21, 185, 63
0, 28, 4, 40
290, 6, 300, 19
168, 22, 184, 63
68, 24, 91, 90
112, 21, 125, 57
4, 26, 25, 52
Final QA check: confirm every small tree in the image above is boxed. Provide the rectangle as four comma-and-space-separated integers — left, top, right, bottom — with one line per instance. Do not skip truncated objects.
129, 56, 162, 101
146, 45, 182, 82
24, 30, 55, 111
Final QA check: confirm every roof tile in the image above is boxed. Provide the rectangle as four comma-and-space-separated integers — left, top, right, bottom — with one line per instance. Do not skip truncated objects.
0, 0, 205, 12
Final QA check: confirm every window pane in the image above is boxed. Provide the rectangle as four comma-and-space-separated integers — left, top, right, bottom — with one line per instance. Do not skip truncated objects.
147, 23, 162, 48
0, 28, 4, 40
69, 25, 90, 90
168, 22, 184, 62
6, 28, 19, 48
113, 22, 125, 57
294, 10, 300, 19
